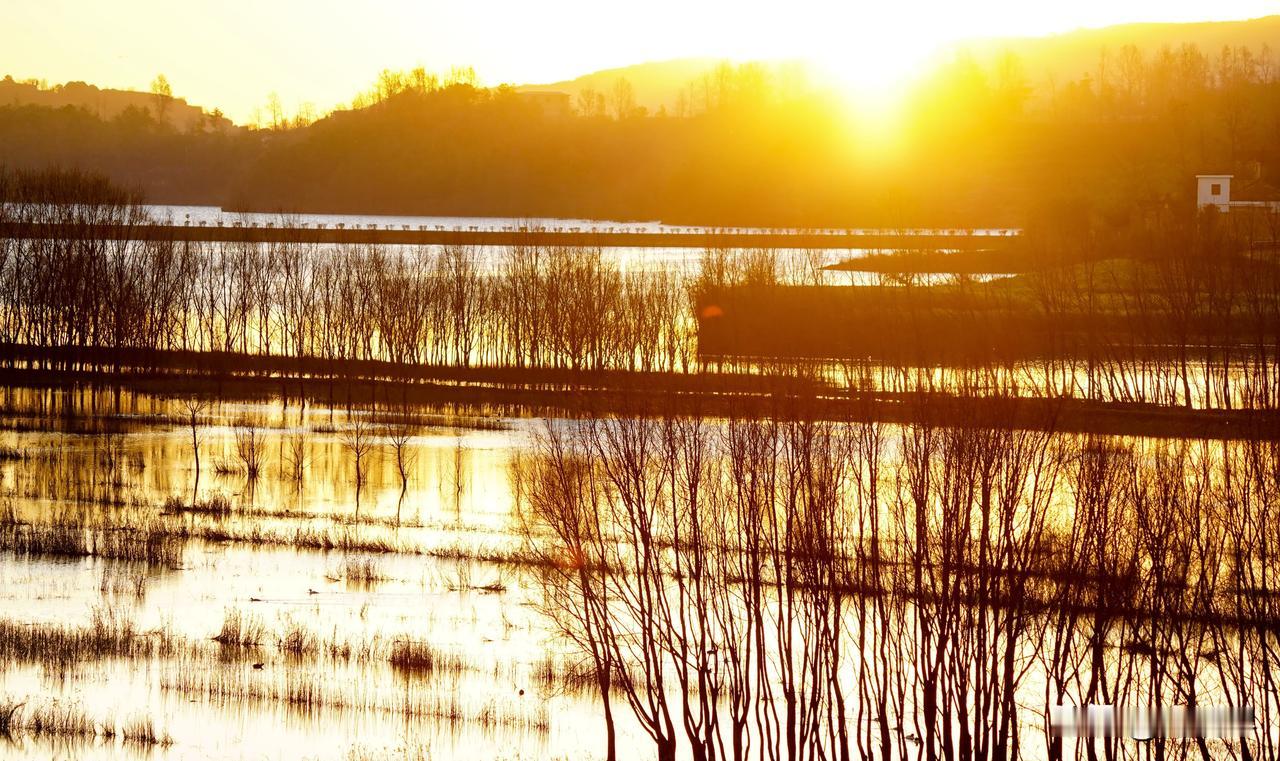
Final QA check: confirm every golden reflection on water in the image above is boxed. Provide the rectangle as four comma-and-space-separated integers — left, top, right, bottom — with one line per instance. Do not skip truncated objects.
2, 386, 1276, 760
0, 387, 621, 760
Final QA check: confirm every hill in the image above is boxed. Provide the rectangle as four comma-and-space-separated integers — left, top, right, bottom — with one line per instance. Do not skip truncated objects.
0, 76, 236, 132
514, 16, 1280, 116
963, 15, 1280, 89
2, 15, 1280, 224
517, 58, 720, 115
515, 58, 812, 116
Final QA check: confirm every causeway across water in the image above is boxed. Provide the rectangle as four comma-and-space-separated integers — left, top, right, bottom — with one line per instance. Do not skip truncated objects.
1, 222, 1022, 249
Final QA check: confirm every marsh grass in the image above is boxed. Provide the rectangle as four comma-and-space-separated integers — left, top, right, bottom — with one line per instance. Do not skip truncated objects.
14, 477, 151, 512
0, 607, 196, 668
0, 610, 443, 674
342, 555, 384, 584
121, 714, 173, 745
213, 608, 268, 648
295, 526, 398, 554
365, 409, 508, 432
183, 522, 400, 555
532, 656, 602, 696
163, 492, 233, 515
97, 521, 185, 566
161, 662, 544, 730
168, 499, 434, 530
444, 562, 508, 593
99, 566, 148, 599
278, 619, 319, 657
414, 412, 509, 431
0, 445, 26, 462
0, 515, 185, 566
0, 696, 172, 745
9, 476, 536, 570
212, 457, 239, 476
388, 640, 466, 677
152, 514, 541, 568
0, 698, 23, 736
344, 742, 432, 761
26, 700, 94, 737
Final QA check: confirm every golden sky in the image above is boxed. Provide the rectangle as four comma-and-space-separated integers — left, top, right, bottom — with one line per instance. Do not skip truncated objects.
4, 0, 1277, 123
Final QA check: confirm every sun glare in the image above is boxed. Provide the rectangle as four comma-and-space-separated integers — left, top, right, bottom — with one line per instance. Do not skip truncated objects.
808, 8, 940, 103
800, 0, 1279, 128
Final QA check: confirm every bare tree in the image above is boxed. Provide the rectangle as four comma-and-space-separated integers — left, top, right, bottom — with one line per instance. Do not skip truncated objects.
180, 396, 210, 499
233, 424, 264, 480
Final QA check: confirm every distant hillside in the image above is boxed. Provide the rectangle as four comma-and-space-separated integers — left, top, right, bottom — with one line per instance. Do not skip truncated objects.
963, 15, 1280, 88
0, 76, 236, 132
2, 14, 1279, 224
517, 16, 1280, 115
516, 59, 721, 114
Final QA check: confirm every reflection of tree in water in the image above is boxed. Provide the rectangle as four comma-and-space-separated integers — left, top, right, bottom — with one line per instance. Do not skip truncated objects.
340, 417, 374, 519
521, 396, 1280, 761
384, 418, 418, 525
446, 436, 468, 519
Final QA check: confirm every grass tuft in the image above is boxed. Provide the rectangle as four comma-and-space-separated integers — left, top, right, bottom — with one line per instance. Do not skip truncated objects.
0, 695, 173, 745
388, 640, 466, 676
121, 714, 173, 745
278, 620, 318, 657
163, 492, 233, 515
213, 608, 267, 648
342, 555, 384, 584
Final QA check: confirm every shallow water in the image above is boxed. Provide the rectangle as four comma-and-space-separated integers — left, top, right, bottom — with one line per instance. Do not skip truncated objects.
2, 387, 1276, 760
0, 389, 638, 760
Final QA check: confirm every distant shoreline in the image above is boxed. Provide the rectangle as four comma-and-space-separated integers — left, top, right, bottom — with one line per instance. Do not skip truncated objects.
1, 345, 1275, 441
0, 221, 1020, 250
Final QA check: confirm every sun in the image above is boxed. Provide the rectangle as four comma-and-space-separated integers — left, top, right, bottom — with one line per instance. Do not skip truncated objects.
810, 28, 939, 103
793, 3, 960, 136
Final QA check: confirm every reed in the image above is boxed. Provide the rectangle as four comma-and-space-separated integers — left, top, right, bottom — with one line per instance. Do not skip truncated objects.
278, 620, 318, 657
0, 698, 23, 737
25, 700, 94, 738
531, 656, 601, 695
213, 608, 267, 648
388, 639, 466, 676
0, 518, 184, 566
342, 555, 384, 583
163, 492, 233, 515
161, 663, 543, 729
99, 566, 148, 599
0, 695, 173, 745
0, 608, 132, 664
121, 714, 173, 745
344, 742, 431, 761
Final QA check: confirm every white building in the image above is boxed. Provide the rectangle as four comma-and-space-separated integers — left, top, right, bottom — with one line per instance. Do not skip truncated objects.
1197, 173, 1280, 212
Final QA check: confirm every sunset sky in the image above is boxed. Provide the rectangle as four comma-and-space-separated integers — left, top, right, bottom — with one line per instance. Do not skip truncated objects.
5, 0, 1278, 123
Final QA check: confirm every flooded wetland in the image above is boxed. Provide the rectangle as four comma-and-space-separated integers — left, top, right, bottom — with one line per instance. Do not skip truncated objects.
0, 388, 584, 759
2, 382, 1279, 760
8, 4, 1280, 756
2, 185, 1280, 761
